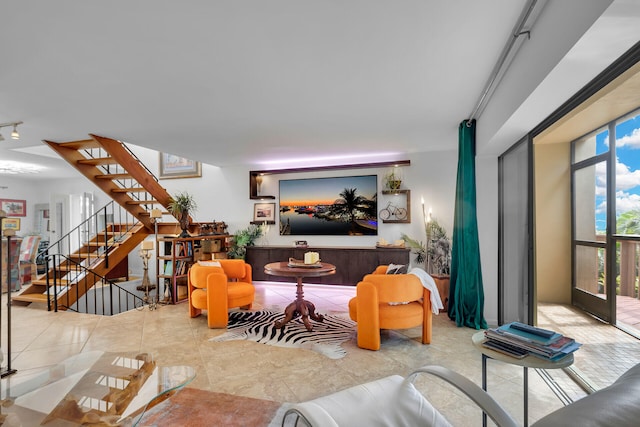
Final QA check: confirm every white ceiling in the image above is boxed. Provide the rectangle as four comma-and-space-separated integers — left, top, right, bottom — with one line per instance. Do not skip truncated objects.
1, 1, 639, 180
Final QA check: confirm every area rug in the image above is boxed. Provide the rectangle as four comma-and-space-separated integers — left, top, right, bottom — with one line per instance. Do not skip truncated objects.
210, 310, 356, 359
137, 387, 283, 427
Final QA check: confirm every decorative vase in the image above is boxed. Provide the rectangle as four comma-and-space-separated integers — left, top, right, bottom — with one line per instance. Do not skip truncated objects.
179, 211, 190, 237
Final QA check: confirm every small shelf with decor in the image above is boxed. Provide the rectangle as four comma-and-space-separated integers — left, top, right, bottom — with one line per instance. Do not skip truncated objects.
249, 172, 276, 200
380, 189, 411, 223
156, 234, 230, 304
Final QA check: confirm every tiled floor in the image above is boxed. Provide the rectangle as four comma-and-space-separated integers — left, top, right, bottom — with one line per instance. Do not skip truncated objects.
2, 282, 639, 425
616, 295, 640, 331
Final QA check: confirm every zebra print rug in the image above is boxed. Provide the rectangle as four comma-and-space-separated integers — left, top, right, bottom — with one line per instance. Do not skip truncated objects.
209, 310, 356, 359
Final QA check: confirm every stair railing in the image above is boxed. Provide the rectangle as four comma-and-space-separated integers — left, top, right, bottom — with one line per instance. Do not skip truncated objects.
44, 201, 139, 273
82, 143, 162, 209
45, 254, 146, 315
39, 201, 144, 313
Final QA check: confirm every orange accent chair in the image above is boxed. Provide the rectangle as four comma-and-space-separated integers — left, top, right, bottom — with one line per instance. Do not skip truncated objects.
348, 265, 432, 350
188, 260, 255, 328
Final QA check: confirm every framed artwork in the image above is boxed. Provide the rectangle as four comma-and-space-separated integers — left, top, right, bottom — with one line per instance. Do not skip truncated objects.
2, 218, 21, 231
0, 199, 26, 217
159, 153, 202, 179
253, 202, 276, 223
279, 175, 377, 235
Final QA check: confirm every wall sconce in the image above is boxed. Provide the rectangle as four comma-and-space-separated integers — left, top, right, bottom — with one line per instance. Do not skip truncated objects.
421, 197, 434, 274
0, 121, 23, 141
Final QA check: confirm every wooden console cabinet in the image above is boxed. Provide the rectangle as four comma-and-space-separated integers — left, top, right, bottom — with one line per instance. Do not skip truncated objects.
246, 246, 410, 286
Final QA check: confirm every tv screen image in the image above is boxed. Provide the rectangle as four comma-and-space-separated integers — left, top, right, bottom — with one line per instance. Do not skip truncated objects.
279, 175, 378, 236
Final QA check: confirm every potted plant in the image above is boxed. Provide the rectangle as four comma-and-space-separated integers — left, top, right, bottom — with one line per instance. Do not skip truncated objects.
168, 191, 198, 237
227, 224, 264, 259
401, 218, 451, 275
384, 167, 402, 191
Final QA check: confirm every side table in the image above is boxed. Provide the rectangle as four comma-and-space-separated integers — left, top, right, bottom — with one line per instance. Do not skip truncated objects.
264, 261, 336, 331
472, 331, 574, 427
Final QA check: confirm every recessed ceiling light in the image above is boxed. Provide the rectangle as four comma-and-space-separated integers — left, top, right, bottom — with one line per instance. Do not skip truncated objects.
0, 160, 45, 174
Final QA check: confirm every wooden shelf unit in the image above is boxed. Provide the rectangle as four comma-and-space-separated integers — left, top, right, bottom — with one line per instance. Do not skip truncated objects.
380, 189, 411, 223
156, 234, 230, 304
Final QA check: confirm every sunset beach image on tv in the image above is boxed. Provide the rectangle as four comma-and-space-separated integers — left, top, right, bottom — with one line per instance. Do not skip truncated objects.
279, 175, 378, 236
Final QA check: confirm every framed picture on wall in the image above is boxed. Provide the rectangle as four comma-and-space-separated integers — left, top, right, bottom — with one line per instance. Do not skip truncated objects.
2, 218, 21, 231
0, 199, 26, 217
158, 153, 202, 179
253, 202, 276, 224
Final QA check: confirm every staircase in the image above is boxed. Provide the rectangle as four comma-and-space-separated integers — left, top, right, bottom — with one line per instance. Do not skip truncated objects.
13, 134, 179, 311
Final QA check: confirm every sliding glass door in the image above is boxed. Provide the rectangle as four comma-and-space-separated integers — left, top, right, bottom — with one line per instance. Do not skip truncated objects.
571, 127, 611, 321
613, 111, 640, 333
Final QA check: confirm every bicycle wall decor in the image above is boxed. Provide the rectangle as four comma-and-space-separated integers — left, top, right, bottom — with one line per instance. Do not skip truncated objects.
379, 189, 411, 223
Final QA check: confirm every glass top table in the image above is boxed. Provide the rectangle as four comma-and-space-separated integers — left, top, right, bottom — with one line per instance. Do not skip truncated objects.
0, 351, 195, 426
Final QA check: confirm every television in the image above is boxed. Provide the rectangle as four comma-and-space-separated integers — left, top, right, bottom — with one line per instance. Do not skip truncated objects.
279, 175, 378, 236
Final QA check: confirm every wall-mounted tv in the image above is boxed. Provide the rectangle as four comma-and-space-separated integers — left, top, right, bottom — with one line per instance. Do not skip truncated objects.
279, 175, 377, 236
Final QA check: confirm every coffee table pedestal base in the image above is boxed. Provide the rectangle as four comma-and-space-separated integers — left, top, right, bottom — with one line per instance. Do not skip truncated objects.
274, 282, 325, 331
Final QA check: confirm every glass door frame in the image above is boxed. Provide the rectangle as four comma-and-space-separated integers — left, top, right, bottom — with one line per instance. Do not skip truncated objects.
570, 124, 615, 323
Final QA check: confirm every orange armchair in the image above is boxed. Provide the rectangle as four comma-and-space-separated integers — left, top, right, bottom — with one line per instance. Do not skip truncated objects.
188, 259, 255, 328
348, 266, 432, 350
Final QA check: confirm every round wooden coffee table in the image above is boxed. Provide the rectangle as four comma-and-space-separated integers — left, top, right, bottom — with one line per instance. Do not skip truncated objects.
264, 261, 336, 331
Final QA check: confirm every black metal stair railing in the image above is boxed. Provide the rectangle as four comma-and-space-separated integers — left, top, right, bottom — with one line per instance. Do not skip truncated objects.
81, 142, 162, 210
44, 254, 147, 315
42, 201, 139, 276
37, 201, 147, 314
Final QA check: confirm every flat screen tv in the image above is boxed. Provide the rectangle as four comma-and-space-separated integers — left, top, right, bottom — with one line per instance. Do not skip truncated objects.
279, 175, 378, 236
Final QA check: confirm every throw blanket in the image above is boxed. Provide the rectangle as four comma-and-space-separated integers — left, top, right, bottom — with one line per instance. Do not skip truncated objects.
408, 267, 444, 314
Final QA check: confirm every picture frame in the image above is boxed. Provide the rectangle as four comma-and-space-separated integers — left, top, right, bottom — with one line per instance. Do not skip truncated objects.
158, 153, 202, 179
0, 199, 26, 217
253, 202, 276, 224
2, 218, 21, 231
279, 175, 377, 236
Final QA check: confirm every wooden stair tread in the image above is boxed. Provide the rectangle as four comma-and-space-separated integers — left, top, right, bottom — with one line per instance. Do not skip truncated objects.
58, 139, 100, 150
125, 200, 159, 205
68, 253, 105, 259
77, 158, 117, 166
32, 279, 71, 285
12, 294, 50, 303
111, 188, 148, 193
96, 173, 133, 179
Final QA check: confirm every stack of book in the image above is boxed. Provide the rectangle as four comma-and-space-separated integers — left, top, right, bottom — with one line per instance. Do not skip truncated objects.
483, 322, 581, 361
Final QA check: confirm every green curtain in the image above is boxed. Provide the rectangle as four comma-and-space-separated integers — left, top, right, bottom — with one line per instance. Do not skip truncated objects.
448, 119, 488, 329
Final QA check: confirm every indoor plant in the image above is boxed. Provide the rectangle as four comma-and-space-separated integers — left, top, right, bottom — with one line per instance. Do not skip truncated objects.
227, 224, 264, 259
168, 191, 198, 237
401, 218, 450, 275
383, 167, 403, 191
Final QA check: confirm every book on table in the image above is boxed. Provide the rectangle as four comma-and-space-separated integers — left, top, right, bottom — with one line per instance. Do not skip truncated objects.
483, 322, 581, 361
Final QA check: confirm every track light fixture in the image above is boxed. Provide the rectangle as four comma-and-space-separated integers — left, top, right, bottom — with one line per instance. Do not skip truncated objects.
0, 121, 23, 141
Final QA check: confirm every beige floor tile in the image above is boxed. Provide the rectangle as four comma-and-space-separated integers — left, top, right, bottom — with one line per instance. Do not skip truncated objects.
0, 283, 637, 426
